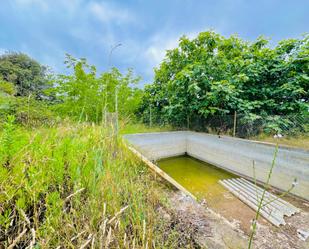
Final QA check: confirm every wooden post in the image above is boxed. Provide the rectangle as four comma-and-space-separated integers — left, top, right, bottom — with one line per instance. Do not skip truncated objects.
115, 87, 118, 134
233, 111, 237, 137
27, 93, 31, 127
187, 115, 189, 130
149, 105, 152, 127
104, 91, 107, 126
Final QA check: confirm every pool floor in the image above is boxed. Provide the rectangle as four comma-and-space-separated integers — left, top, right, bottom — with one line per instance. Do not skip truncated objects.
158, 155, 235, 204
157, 155, 267, 233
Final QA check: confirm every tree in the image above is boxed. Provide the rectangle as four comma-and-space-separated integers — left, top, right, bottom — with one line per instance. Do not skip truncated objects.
51, 55, 142, 122
0, 52, 49, 97
140, 31, 309, 132
0, 78, 16, 119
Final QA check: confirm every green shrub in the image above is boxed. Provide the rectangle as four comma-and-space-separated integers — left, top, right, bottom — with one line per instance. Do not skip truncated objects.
140, 32, 309, 132
0, 80, 16, 96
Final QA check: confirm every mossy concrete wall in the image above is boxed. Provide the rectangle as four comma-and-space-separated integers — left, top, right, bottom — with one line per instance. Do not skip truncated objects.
124, 131, 309, 200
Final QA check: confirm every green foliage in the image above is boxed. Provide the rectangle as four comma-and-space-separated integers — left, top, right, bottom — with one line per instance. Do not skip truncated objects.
13, 96, 56, 126
140, 31, 309, 132
0, 79, 16, 96
50, 54, 142, 123
0, 115, 15, 166
0, 82, 16, 120
0, 123, 183, 248
0, 64, 54, 126
0, 52, 49, 97
0, 94, 55, 127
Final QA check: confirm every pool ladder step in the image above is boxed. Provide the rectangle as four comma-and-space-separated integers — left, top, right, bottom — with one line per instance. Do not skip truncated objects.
219, 177, 300, 227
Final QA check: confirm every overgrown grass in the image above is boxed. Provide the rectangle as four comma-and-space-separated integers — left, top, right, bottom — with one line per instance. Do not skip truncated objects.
120, 122, 173, 135
253, 133, 309, 150
0, 122, 183, 248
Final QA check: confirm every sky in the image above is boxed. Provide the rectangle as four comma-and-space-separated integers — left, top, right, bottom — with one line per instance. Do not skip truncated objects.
0, 0, 308, 85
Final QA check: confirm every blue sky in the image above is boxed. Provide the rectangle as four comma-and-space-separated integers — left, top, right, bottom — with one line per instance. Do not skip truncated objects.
0, 0, 308, 85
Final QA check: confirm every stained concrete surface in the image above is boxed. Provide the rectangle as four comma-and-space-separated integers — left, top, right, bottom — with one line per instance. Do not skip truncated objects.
124, 131, 309, 200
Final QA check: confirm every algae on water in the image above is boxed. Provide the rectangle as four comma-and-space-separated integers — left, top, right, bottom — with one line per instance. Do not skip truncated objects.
158, 156, 235, 204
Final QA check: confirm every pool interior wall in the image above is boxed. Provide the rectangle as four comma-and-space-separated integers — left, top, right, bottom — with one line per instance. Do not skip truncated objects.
124, 131, 309, 200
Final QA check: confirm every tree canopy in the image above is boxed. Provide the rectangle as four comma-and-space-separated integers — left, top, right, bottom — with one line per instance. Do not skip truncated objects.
0, 52, 49, 97
140, 31, 309, 130
50, 55, 143, 122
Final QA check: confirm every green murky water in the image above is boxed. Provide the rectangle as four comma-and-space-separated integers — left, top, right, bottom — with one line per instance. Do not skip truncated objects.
158, 155, 235, 203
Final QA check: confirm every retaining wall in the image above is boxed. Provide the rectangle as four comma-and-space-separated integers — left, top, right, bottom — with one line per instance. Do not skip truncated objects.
124, 131, 309, 200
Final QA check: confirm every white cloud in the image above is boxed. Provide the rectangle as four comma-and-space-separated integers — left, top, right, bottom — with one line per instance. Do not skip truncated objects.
8, 0, 204, 84
145, 36, 179, 66
14, 0, 49, 11
88, 1, 134, 25
0, 48, 7, 55
143, 30, 200, 71
13, 0, 134, 24
119, 30, 202, 84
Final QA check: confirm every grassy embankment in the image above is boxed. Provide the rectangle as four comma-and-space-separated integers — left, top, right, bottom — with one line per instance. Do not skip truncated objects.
1, 117, 307, 248
0, 121, 183, 248
253, 134, 309, 149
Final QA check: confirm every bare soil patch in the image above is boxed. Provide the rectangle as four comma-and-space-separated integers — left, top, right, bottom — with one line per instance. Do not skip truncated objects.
162, 188, 309, 249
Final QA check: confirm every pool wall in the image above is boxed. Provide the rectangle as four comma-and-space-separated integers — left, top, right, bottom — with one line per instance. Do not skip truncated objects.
124, 131, 309, 200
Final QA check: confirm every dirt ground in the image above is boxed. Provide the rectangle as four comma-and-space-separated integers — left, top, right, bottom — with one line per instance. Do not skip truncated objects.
163, 188, 309, 249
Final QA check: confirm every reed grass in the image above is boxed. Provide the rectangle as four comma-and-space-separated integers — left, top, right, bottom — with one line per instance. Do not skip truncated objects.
0, 121, 182, 248
253, 133, 309, 150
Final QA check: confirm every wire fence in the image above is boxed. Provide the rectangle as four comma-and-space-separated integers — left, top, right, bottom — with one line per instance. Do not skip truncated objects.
143, 112, 309, 139
190, 114, 309, 138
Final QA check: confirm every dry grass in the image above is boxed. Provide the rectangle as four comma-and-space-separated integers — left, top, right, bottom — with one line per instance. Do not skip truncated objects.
0, 122, 191, 248
253, 134, 309, 150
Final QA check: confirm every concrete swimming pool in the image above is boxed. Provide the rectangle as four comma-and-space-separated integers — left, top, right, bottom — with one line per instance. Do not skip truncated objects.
124, 131, 309, 201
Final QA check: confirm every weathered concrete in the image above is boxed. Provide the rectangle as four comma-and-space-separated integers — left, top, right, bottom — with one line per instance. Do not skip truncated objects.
219, 178, 299, 227
124, 131, 309, 200
124, 131, 187, 160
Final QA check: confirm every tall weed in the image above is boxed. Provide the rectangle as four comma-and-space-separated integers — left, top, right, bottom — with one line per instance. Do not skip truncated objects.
0, 123, 181, 248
